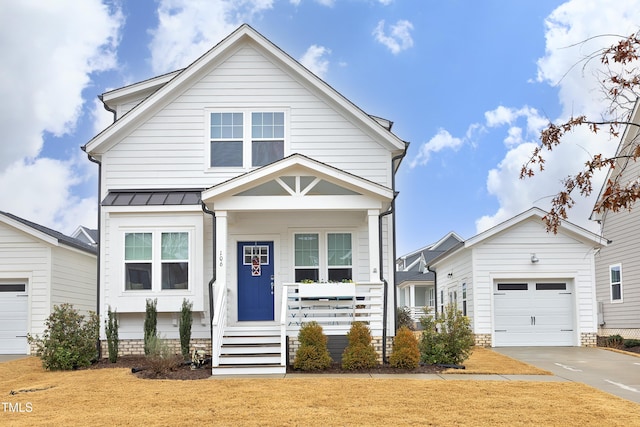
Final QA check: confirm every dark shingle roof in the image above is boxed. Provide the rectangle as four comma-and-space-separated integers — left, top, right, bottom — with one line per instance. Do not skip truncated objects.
0, 211, 97, 255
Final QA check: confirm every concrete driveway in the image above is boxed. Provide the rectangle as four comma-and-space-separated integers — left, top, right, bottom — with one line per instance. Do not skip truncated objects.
494, 347, 640, 403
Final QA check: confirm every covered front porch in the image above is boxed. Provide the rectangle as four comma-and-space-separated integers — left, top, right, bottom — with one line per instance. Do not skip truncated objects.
201, 155, 395, 374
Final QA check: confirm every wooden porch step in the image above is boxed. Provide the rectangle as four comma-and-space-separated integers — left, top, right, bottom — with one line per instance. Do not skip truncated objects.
212, 364, 286, 376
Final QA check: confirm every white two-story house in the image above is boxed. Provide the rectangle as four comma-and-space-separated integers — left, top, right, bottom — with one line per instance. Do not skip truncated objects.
83, 24, 408, 374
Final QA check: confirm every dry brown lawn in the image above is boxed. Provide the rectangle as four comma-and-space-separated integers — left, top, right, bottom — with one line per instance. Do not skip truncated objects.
2, 354, 639, 426
444, 347, 551, 375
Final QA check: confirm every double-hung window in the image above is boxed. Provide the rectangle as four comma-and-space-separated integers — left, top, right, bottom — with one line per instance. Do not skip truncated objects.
124, 231, 190, 291
610, 264, 622, 302
294, 232, 353, 282
209, 110, 285, 168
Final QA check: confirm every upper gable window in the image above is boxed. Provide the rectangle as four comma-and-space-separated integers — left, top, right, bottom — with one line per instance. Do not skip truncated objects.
208, 110, 286, 169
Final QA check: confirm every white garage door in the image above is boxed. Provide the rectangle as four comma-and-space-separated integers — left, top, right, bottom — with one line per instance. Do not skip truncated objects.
0, 283, 28, 354
494, 281, 574, 346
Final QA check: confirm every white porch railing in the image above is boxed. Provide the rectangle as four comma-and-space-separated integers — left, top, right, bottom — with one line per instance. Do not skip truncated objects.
282, 282, 384, 336
211, 282, 228, 368
406, 305, 434, 322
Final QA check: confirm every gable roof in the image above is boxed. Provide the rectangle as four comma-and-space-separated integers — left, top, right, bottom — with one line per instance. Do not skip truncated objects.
0, 211, 97, 255
429, 207, 606, 267
397, 231, 464, 272
84, 24, 407, 156
201, 153, 394, 203
71, 225, 99, 245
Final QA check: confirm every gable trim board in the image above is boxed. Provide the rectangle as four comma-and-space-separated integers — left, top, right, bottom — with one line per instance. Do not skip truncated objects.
428, 207, 605, 347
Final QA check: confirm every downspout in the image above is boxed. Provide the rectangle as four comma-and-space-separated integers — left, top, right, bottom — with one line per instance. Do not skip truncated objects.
82, 95, 112, 359
378, 142, 409, 363
427, 266, 438, 320
83, 150, 102, 358
201, 202, 216, 342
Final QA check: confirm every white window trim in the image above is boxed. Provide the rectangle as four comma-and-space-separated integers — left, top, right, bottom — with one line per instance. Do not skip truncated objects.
610, 263, 623, 303
205, 107, 290, 171
292, 229, 355, 283
123, 229, 192, 292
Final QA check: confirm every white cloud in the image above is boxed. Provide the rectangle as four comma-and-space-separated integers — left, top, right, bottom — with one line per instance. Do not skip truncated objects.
300, 45, 331, 78
409, 129, 464, 168
475, 0, 640, 234
149, 0, 274, 74
0, 157, 97, 232
91, 98, 115, 135
0, 0, 121, 234
373, 19, 414, 54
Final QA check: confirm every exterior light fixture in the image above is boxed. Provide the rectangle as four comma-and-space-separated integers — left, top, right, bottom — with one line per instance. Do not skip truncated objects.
530, 254, 539, 264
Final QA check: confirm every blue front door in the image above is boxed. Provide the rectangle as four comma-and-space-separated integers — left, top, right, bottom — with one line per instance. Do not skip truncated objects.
238, 241, 274, 321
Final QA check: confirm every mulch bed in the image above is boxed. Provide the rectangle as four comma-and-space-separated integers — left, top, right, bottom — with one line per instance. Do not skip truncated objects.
87, 356, 444, 380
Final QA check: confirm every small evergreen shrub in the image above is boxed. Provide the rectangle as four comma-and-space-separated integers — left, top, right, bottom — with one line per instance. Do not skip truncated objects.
624, 339, 640, 348
27, 303, 99, 370
419, 304, 474, 365
396, 306, 415, 331
341, 322, 377, 370
293, 321, 332, 371
144, 298, 158, 355
105, 305, 119, 363
179, 298, 193, 360
389, 326, 420, 369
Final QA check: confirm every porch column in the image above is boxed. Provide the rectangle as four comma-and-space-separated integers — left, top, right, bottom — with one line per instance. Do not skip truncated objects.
367, 209, 380, 282
409, 284, 416, 310
215, 211, 228, 287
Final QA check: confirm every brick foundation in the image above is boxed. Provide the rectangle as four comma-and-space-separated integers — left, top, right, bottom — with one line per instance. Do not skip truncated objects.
580, 332, 597, 347
474, 334, 492, 348
100, 339, 211, 358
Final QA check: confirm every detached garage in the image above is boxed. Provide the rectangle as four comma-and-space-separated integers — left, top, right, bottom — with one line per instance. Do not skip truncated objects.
0, 212, 97, 355
429, 208, 606, 348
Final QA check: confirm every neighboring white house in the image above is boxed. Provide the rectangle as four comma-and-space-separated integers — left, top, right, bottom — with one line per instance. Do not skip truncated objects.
0, 211, 97, 355
396, 232, 463, 322
427, 208, 606, 347
592, 100, 640, 339
83, 24, 408, 374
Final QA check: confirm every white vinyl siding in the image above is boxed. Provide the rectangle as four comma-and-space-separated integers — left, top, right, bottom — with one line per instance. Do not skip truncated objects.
101, 45, 392, 195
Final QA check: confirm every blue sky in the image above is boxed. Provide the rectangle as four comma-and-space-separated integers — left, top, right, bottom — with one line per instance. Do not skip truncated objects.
1, 0, 639, 256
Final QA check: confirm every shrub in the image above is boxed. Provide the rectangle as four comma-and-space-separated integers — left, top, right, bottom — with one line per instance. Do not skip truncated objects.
389, 326, 420, 369
624, 339, 640, 348
396, 306, 415, 331
27, 303, 99, 370
419, 304, 474, 365
105, 305, 119, 363
604, 334, 625, 349
341, 322, 377, 370
179, 298, 193, 360
145, 335, 182, 375
144, 298, 158, 355
293, 321, 332, 371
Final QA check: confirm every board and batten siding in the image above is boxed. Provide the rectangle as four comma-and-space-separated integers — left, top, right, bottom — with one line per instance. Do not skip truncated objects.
595, 156, 640, 329
471, 219, 598, 338
101, 44, 392, 197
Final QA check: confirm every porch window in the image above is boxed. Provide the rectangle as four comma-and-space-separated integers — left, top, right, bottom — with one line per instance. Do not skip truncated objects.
327, 233, 352, 282
125, 233, 152, 290
294, 233, 319, 282
294, 232, 353, 282
610, 264, 622, 302
209, 110, 285, 168
462, 283, 467, 316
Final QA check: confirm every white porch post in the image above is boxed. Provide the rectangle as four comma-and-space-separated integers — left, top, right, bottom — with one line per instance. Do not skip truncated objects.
215, 211, 228, 288
368, 209, 380, 282
409, 284, 416, 310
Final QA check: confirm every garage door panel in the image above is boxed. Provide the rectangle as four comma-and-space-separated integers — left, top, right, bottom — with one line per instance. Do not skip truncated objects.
0, 284, 28, 354
494, 281, 574, 347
